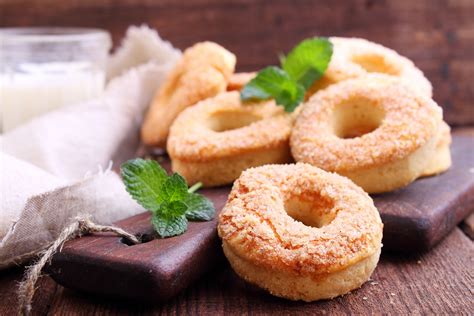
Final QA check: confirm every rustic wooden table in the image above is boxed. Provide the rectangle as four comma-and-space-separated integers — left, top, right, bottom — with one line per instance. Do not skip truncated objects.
0, 224, 472, 315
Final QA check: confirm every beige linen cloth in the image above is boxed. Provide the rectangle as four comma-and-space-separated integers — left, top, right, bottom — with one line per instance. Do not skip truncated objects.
0, 25, 181, 269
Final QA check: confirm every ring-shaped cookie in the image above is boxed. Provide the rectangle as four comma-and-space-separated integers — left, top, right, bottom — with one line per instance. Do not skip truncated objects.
332, 37, 432, 97
306, 37, 432, 98
218, 163, 383, 301
291, 74, 442, 193
141, 41, 236, 147
167, 91, 294, 187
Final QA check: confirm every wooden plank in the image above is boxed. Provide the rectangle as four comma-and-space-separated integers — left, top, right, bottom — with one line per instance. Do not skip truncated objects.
0, 267, 58, 316
0, 0, 473, 125
47, 186, 229, 303
32, 228, 473, 314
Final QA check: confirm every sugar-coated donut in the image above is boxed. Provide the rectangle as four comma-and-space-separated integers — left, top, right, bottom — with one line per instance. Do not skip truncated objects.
167, 91, 294, 187
141, 42, 236, 147
333, 37, 432, 97
306, 37, 432, 98
291, 74, 442, 194
218, 163, 383, 301
422, 120, 452, 177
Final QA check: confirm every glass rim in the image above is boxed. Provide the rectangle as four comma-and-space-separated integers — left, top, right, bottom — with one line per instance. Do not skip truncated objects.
0, 27, 111, 45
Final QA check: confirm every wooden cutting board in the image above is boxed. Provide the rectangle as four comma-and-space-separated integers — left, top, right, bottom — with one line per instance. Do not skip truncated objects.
47, 131, 473, 302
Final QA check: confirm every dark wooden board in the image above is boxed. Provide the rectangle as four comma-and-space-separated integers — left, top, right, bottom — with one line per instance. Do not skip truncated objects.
47, 187, 229, 303
3, 228, 472, 314
47, 131, 474, 302
1, 0, 473, 126
374, 132, 474, 252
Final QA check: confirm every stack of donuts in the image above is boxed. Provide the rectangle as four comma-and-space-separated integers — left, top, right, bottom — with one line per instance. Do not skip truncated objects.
141, 38, 451, 301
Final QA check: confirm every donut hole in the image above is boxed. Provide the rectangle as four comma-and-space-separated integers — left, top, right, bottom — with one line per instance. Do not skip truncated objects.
332, 98, 385, 139
208, 110, 262, 132
284, 195, 336, 228
351, 54, 400, 75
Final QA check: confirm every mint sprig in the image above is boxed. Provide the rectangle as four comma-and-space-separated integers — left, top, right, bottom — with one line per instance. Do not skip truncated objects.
241, 67, 305, 113
240, 37, 333, 112
121, 159, 215, 238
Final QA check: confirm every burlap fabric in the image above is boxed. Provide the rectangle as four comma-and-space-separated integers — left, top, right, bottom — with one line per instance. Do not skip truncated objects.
0, 25, 181, 269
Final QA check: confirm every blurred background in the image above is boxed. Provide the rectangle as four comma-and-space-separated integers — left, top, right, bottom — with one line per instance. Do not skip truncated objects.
1, 0, 472, 125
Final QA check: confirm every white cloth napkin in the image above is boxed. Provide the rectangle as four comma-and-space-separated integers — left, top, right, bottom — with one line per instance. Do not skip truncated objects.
0, 25, 181, 269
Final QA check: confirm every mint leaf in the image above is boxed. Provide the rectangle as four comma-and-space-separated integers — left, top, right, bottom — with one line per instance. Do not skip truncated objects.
152, 214, 187, 237
184, 193, 215, 221
241, 66, 305, 112
240, 37, 333, 112
121, 159, 216, 238
121, 159, 167, 211
162, 173, 188, 202
156, 200, 188, 217
282, 37, 333, 90
152, 201, 188, 237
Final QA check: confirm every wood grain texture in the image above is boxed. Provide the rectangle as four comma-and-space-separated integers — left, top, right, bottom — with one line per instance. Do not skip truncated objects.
0, 267, 58, 316
0, 0, 473, 125
1, 228, 472, 314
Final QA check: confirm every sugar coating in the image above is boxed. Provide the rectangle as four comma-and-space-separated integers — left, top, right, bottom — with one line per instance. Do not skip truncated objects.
329, 37, 433, 98
167, 91, 295, 162
218, 163, 383, 277
141, 41, 236, 147
291, 74, 442, 172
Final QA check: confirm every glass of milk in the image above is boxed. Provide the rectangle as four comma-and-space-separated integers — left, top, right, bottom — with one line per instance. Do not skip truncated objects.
0, 28, 111, 132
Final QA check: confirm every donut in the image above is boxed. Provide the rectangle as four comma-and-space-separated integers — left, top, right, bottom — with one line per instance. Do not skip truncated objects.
332, 37, 432, 97
291, 74, 442, 194
218, 163, 383, 301
167, 91, 294, 187
306, 37, 432, 98
141, 41, 236, 147
227, 72, 256, 91
421, 121, 452, 177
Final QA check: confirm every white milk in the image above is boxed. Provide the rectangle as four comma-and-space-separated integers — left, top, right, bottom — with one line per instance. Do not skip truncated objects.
0, 62, 105, 132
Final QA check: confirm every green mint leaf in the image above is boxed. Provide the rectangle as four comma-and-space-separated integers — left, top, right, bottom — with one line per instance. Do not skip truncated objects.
240, 66, 305, 112
152, 213, 187, 237
121, 159, 168, 211
282, 37, 333, 90
184, 193, 216, 221
121, 158, 216, 238
275, 81, 305, 112
162, 173, 188, 202
156, 200, 188, 217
